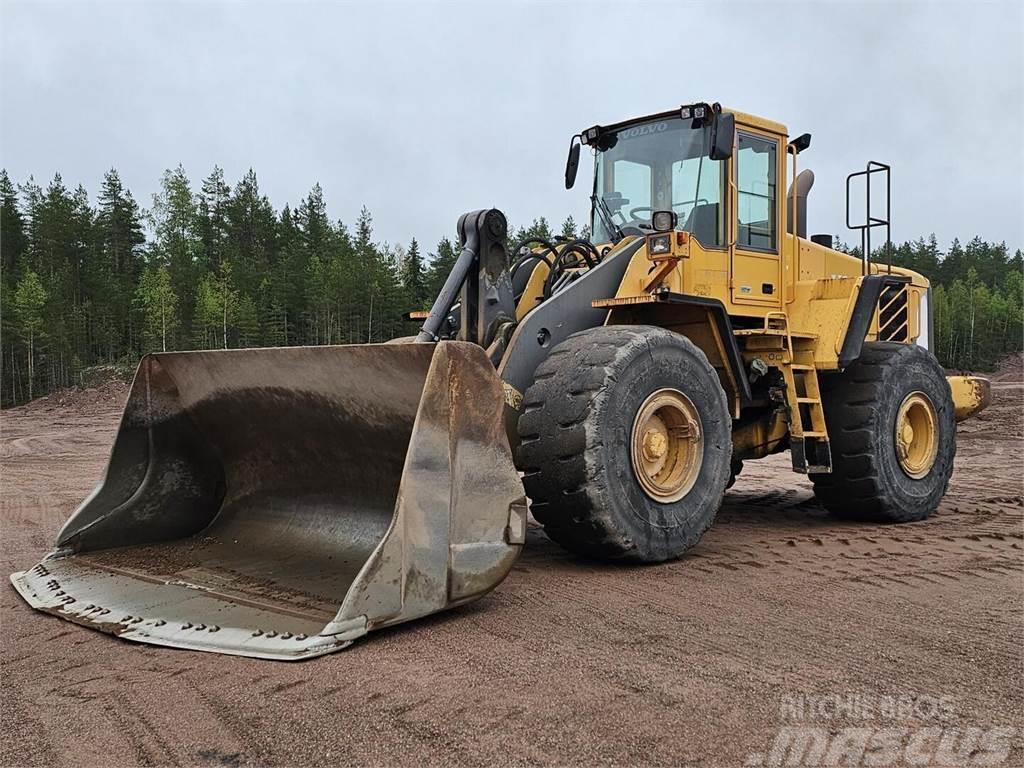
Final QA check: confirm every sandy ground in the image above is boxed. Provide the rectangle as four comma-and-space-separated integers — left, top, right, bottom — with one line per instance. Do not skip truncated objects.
1, 374, 1021, 767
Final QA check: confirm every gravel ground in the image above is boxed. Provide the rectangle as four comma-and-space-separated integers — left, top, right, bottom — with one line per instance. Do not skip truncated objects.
1, 374, 1021, 767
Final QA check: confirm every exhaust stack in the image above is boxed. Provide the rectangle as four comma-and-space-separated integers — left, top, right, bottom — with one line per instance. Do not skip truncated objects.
786, 168, 815, 238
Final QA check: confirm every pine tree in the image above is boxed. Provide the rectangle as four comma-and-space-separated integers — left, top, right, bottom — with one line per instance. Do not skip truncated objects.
560, 215, 578, 239
270, 204, 302, 345
151, 166, 203, 337
400, 237, 427, 309
0, 170, 28, 277
96, 170, 144, 278
95, 169, 145, 358
512, 216, 553, 245
370, 242, 404, 342
426, 236, 458, 300
200, 166, 231, 269
1, 170, 29, 405
296, 185, 335, 343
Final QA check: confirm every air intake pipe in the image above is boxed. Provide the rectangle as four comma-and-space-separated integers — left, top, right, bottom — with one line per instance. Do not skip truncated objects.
786, 169, 814, 238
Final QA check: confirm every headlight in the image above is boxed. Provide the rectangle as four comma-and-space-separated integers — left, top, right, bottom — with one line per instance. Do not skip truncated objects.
648, 233, 672, 256
651, 210, 677, 232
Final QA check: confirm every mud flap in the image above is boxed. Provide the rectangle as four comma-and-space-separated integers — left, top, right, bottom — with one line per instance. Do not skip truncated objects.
10, 342, 526, 660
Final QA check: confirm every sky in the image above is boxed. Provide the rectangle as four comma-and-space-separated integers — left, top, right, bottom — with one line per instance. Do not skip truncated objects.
2, 0, 1022, 258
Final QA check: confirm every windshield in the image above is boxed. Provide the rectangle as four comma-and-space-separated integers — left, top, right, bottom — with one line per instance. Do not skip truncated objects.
591, 118, 725, 247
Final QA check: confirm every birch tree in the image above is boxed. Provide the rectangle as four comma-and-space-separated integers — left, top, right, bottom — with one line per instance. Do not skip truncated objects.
12, 270, 47, 399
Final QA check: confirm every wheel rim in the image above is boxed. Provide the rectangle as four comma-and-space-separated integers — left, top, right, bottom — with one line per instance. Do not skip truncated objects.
895, 391, 939, 479
630, 388, 704, 503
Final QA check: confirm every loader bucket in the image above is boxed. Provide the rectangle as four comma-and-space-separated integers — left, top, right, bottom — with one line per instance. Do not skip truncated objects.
10, 342, 527, 660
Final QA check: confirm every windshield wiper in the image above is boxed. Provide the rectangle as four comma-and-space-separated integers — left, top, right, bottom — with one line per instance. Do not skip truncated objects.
592, 194, 624, 243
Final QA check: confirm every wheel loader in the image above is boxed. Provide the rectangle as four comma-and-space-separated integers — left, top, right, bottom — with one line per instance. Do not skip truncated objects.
12, 102, 992, 660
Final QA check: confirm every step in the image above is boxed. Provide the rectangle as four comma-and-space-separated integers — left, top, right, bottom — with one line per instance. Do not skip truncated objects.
734, 329, 817, 339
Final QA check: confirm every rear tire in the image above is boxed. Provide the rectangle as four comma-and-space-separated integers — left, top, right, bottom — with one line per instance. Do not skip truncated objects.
517, 325, 732, 562
812, 342, 956, 522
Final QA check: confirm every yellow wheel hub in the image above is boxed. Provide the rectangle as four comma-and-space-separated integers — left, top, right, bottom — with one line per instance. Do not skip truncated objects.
895, 391, 939, 479
631, 389, 703, 503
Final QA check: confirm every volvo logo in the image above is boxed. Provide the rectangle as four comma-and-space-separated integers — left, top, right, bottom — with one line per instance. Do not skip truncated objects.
619, 122, 670, 140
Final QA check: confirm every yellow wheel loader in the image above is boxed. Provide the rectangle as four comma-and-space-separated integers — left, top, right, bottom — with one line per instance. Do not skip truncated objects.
12, 103, 991, 659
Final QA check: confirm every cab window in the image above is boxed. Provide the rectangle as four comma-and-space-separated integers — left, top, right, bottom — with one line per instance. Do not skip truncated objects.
609, 160, 651, 217
591, 118, 726, 245
672, 156, 724, 247
736, 133, 778, 251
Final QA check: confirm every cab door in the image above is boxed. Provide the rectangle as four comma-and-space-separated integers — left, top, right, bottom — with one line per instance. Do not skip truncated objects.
731, 130, 783, 307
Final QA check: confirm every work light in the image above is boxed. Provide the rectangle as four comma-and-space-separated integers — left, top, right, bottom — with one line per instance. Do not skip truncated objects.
648, 233, 672, 256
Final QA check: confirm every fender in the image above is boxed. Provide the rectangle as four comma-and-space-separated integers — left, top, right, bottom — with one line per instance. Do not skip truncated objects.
838, 274, 912, 368
598, 292, 753, 415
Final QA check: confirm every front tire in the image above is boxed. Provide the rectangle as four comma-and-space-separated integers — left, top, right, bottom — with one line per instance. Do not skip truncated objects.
812, 342, 956, 522
517, 325, 732, 562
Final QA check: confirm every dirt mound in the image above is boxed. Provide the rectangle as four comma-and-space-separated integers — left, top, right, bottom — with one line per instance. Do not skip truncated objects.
991, 351, 1024, 382
4, 378, 130, 420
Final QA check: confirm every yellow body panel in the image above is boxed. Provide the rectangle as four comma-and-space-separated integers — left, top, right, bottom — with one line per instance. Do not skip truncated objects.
516, 258, 550, 320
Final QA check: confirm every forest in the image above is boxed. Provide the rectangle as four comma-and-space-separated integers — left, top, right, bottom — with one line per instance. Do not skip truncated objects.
1, 166, 1021, 407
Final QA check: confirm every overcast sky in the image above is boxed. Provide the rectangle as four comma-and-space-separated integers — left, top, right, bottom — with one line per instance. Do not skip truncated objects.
2, 1, 1022, 258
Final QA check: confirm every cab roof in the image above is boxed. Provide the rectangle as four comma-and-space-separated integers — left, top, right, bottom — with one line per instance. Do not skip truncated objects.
587, 103, 789, 140
726, 107, 788, 136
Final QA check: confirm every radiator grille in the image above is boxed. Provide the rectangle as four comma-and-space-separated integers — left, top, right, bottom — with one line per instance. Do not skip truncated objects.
878, 284, 909, 342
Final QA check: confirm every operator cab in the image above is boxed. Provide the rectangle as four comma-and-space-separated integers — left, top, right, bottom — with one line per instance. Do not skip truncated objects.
566, 103, 782, 254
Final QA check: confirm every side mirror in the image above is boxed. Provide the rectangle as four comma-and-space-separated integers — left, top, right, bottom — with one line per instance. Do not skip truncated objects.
789, 133, 812, 154
709, 111, 735, 161
565, 139, 581, 190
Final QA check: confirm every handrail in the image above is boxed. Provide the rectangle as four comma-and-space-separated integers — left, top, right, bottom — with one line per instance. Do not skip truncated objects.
845, 161, 892, 276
